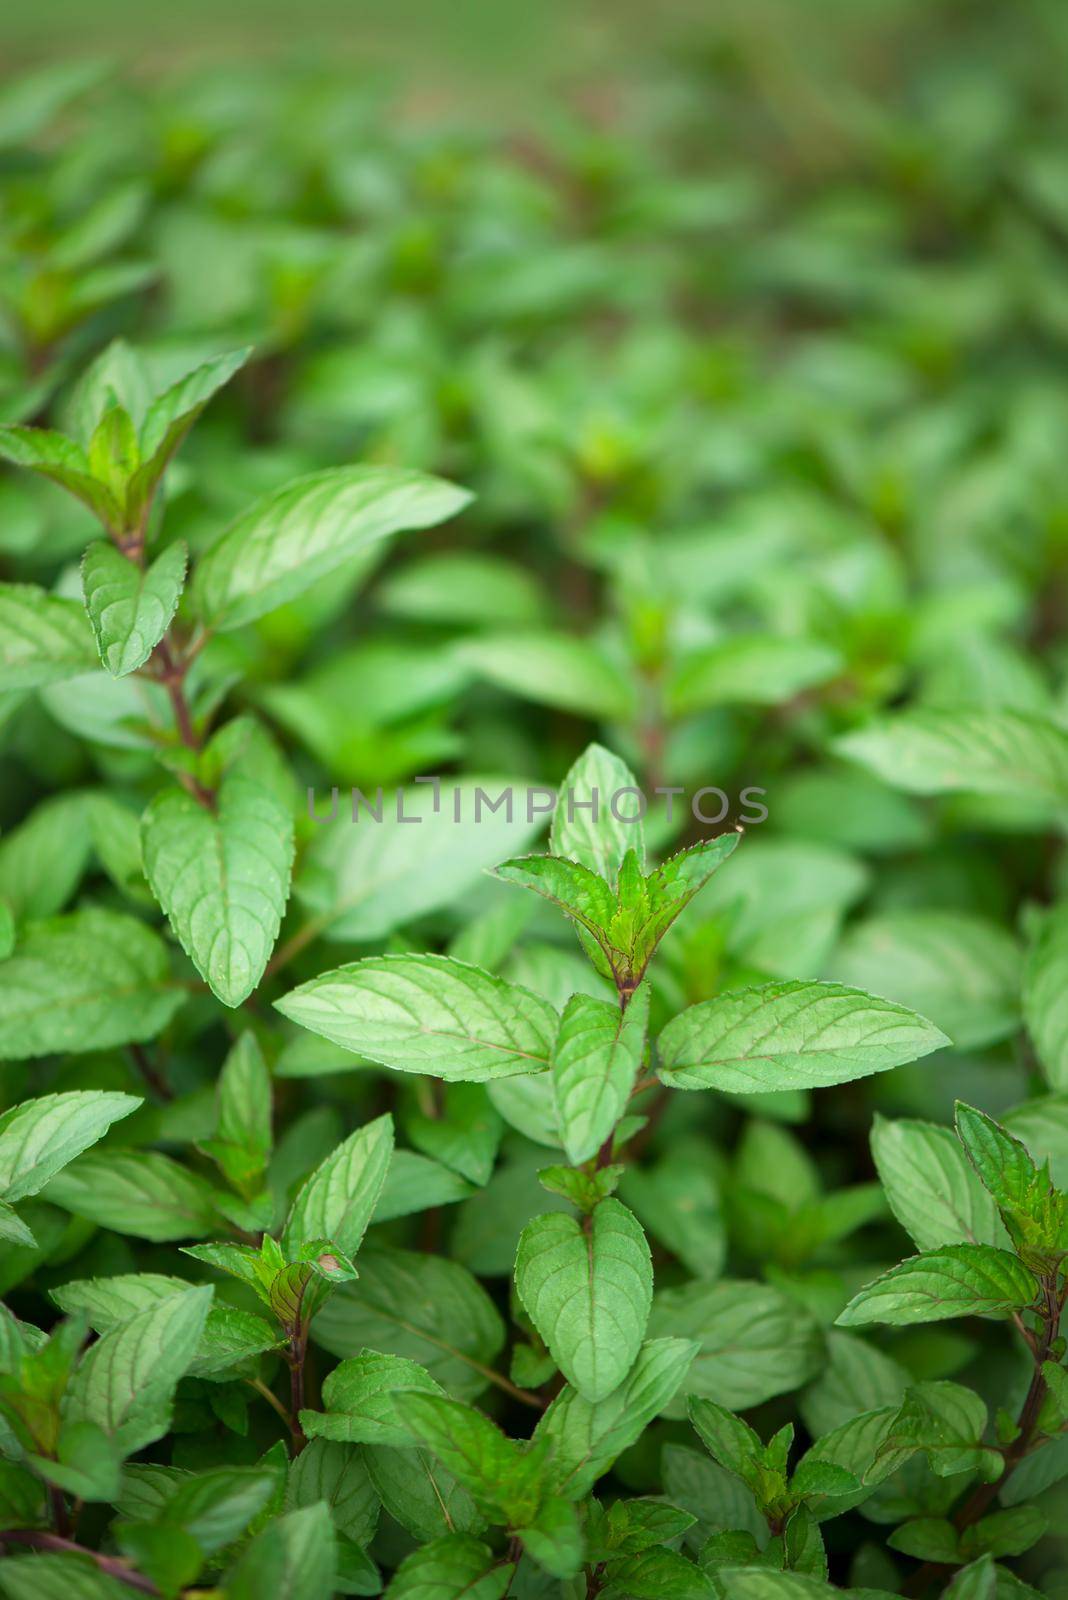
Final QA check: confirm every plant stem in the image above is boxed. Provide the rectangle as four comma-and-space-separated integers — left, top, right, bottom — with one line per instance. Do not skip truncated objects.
127, 1042, 173, 1102
48, 1484, 70, 1537
286, 1329, 308, 1455
0, 1530, 158, 1594
247, 1375, 294, 1432
906, 1271, 1065, 1595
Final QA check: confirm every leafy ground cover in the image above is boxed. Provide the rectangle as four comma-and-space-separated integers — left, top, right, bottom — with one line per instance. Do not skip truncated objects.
1, 14, 1068, 1599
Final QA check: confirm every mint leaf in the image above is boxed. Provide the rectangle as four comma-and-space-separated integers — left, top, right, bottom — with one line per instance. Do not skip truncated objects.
0, 583, 98, 690
658, 980, 948, 1092
0, 908, 182, 1059
551, 988, 649, 1165
142, 770, 294, 1007
81, 539, 187, 677
515, 1198, 653, 1401
193, 466, 471, 631
276, 954, 557, 1081
838, 1246, 1039, 1326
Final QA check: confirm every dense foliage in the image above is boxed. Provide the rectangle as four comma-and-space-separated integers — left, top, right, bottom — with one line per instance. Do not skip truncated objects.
2, 20, 1068, 1600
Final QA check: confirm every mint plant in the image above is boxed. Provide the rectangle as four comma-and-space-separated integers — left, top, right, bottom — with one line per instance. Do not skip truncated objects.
2, 27, 1068, 1600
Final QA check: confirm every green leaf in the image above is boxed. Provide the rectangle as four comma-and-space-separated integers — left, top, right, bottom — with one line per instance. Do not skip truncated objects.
648, 1279, 822, 1411
0, 907, 183, 1060
311, 1245, 505, 1401
0, 426, 121, 527
80, 539, 187, 677
296, 777, 542, 943
0, 1555, 133, 1600
50, 1273, 278, 1377
514, 1197, 652, 1401
384, 1535, 513, 1600
837, 1245, 1039, 1326
535, 1337, 698, 1499
64, 1284, 213, 1455
1023, 903, 1068, 1088
517, 1493, 584, 1578
0, 583, 98, 690
870, 1115, 1009, 1251
156, 1463, 278, 1549
658, 979, 949, 1092
837, 708, 1068, 808
458, 631, 636, 720
668, 635, 843, 715
201, 1030, 273, 1195
366, 1445, 485, 1543
224, 1501, 337, 1600
282, 1113, 394, 1259
550, 988, 649, 1165
392, 1391, 544, 1525
286, 1438, 378, 1548
954, 1104, 1044, 1225
601, 1546, 716, 1600
127, 347, 251, 520
405, 1084, 502, 1187
550, 742, 646, 880
193, 465, 471, 631
303, 1349, 444, 1446
276, 953, 557, 1081
142, 770, 294, 1007
44, 1150, 220, 1240
800, 1331, 909, 1437
0, 1091, 139, 1202
0, 792, 93, 920
832, 912, 1021, 1051
877, 1381, 1003, 1479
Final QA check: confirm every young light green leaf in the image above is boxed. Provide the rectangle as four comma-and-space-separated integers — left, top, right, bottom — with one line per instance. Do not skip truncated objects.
658, 979, 949, 1092
0, 1091, 139, 1203
64, 1284, 212, 1455
0, 907, 182, 1060
551, 988, 649, 1165
870, 1115, 1009, 1251
276, 953, 557, 1081
81, 539, 187, 677
515, 1198, 652, 1401
838, 1245, 1039, 1327
142, 771, 294, 1007
194, 465, 471, 631
282, 1113, 394, 1259
0, 583, 98, 690
127, 346, 251, 519
0, 426, 121, 528
551, 743, 646, 880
